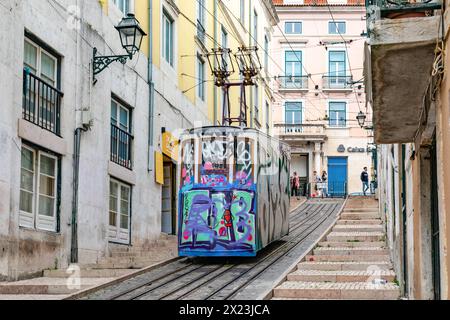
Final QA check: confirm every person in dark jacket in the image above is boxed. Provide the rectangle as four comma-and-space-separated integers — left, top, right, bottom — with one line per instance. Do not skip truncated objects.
361, 167, 369, 196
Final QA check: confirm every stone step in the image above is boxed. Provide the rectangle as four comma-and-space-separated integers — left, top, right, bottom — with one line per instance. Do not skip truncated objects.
273, 281, 400, 299
287, 270, 396, 282
110, 248, 176, 258
43, 269, 134, 278
318, 241, 386, 248
326, 232, 385, 242
0, 277, 114, 295
0, 294, 69, 300
82, 260, 156, 270
332, 225, 383, 232
99, 254, 177, 266
305, 254, 390, 262
341, 213, 380, 220
313, 247, 389, 256
297, 261, 392, 271
336, 219, 381, 225
343, 208, 378, 213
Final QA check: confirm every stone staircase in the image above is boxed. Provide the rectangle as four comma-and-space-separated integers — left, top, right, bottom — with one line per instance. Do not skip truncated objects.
81, 234, 178, 270
272, 197, 400, 300
0, 234, 178, 299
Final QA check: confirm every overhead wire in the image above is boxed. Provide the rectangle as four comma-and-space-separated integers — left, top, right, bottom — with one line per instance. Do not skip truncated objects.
216, 0, 328, 120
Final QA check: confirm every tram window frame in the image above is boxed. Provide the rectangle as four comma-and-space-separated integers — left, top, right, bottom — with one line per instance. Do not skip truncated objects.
235, 137, 255, 185
180, 139, 196, 187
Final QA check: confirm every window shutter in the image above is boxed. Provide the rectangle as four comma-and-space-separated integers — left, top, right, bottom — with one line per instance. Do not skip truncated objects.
36, 152, 57, 232
19, 147, 35, 229
19, 211, 35, 229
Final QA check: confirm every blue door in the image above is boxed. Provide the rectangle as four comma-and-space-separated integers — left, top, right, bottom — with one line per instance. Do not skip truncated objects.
327, 157, 347, 197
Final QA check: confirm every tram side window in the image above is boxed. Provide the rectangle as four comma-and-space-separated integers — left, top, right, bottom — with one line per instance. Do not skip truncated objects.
180, 139, 195, 187
235, 138, 254, 186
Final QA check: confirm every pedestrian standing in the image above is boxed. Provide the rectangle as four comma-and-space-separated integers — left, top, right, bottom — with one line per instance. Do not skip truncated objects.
291, 172, 300, 197
361, 167, 369, 196
312, 171, 321, 197
321, 170, 328, 197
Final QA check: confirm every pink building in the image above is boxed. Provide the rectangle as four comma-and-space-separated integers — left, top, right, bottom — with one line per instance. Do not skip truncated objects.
271, 0, 373, 196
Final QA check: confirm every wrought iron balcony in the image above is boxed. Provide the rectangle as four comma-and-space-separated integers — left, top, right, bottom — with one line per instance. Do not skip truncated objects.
274, 123, 327, 142
111, 124, 133, 170
22, 69, 63, 136
278, 75, 309, 90
322, 75, 353, 90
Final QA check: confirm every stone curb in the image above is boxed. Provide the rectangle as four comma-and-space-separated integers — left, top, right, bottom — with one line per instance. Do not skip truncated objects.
259, 197, 349, 300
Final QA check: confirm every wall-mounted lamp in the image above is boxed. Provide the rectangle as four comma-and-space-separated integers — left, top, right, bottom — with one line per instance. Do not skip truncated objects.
92, 13, 147, 85
356, 111, 367, 128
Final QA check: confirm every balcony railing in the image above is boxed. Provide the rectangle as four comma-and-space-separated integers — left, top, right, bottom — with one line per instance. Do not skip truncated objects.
274, 123, 326, 136
197, 20, 206, 44
22, 69, 63, 136
322, 75, 353, 90
111, 124, 133, 170
278, 76, 309, 90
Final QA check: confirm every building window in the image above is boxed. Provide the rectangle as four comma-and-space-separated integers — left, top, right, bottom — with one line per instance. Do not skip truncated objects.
111, 98, 133, 170
329, 102, 347, 127
285, 102, 302, 133
266, 101, 270, 133
329, 21, 346, 35
23, 38, 62, 135
285, 21, 302, 34
326, 50, 347, 88
109, 178, 131, 244
113, 0, 130, 14
197, 54, 205, 101
284, 50, 303, 88
240, 0, 245, 24
253, 10, 258, 46
19, 145, 59, 232
162, 10, 174, 66
264, 34, 269, 71
221, 26, 229, 68
197, 0, 206, 43
254, 84, 259, 122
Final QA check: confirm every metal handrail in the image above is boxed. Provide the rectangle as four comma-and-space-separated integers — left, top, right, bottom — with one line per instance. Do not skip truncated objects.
111, 124, 134, 170
274, 123, 326, 135
322, 75, 353, 89
22, 69, 63, 136
278, 75, 309, 89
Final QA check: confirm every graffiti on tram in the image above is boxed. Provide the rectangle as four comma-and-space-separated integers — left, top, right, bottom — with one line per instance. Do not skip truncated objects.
179, 136, 256, 254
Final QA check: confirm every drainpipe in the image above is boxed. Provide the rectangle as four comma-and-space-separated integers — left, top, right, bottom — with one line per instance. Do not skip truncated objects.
71, 128, 82, 263
71, 0, 82, 264
148, 0, 155, 170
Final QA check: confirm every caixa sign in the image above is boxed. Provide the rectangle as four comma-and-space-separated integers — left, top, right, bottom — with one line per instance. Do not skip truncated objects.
337, 144, 370, 153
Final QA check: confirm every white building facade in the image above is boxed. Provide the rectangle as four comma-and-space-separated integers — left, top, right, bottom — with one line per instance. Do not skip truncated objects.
0, 0, 210, 281
272, 0, 373, 196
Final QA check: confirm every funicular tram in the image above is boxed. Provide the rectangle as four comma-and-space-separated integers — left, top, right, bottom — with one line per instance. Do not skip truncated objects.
177, 126, 290, 257
177, 46, 290, 257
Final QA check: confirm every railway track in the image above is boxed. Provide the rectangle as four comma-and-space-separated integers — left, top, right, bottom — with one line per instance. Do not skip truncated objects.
81, 200, 343, 300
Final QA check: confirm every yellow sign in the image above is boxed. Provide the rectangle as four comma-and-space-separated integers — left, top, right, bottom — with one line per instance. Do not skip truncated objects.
162, 131, 179, 162
155, 151, 164, 185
